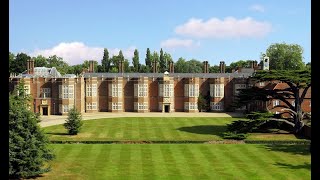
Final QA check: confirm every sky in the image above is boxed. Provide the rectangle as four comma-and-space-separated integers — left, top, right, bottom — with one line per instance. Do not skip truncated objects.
9, 0, 311, 66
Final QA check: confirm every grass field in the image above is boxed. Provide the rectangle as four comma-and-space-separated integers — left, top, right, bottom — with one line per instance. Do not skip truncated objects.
43, 117, 302, 141
39, 144, 310, 180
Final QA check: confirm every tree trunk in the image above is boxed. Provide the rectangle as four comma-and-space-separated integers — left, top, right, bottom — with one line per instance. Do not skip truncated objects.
294, 89, 304, 133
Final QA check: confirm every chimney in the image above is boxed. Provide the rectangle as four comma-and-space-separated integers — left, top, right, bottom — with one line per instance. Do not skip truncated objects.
153, 60, 158, 73
203, 61, 209, 73
118, 60, 124, 73
27, 58, 35, 74
219, 61, 225, 73
169, 61, 174, 73
89, 60, 95, 73
250, 60, 254, 68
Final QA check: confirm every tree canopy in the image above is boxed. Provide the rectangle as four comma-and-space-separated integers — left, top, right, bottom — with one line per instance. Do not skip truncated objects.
265, 42, 305, 70
235, 70, 311, 133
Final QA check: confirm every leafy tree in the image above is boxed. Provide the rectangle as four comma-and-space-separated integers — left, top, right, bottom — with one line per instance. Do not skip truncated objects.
9, 52, 15, 75
235, 70, 311, 133
265, 42, 305, 70
64, 107, 83, 135
163, 52, 173, 72
47, 55, 70, 75
151, 51, 159, 72
118, 50, 125, 64
68, 64, 84, 75
174, 57, 187, 73
145, 48, 152, 71
305, 62, 311, 70
186, 59, 203, 73
132, 49, 139, 72
101, 48, 110, 72
34, 55, 48, 67
124, 59, 130, 72
9, 80, 54, 178
82, 60, 98, 72
209, 65, 220, 73
229, 60, 252, 69
139, 64, 151, 73
12, 52, 30, 74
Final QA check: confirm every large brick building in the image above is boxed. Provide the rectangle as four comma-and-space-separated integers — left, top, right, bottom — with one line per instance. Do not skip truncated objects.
8, 58, 311, 116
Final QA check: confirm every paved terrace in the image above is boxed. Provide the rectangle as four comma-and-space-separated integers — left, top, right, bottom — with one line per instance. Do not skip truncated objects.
39, 112, 244, 127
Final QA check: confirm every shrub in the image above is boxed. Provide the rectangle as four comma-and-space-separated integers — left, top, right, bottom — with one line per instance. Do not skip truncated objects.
64, 107, 83, 135
222, 132, 248, 140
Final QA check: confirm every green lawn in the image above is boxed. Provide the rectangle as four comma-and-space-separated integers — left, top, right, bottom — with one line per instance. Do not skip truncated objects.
39, 144, 310, 180
43, 117, 302, 141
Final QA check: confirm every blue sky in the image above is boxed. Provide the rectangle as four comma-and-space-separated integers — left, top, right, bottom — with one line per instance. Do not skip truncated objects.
9, 0, 310, 66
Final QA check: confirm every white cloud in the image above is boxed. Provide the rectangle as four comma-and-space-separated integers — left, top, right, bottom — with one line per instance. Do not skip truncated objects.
175, 17, 272, 38
249, 4, 265, 13
160, 38, 199, 49
30, 42, 136, 65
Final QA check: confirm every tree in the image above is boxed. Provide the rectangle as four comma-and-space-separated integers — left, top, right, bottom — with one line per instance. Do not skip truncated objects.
101, 48, 110, 72
124, 59, 130, 72
265, 42, 305, 70
9, 52, 15, 75
159, 48, 165, 72
12, 52, 30, 74
235, 70, 311, 133
145, 48, 152, 71
198, 94, 208, 112
64, 107, 83, 135
132, 49, 140, 72
9, 80, 54, 178
151, 51, 159, 72
186, 59, 203, 73
175, 57, 187, 73
47, 55, 70, 75
229, 60, 252, 70
34, 55, 48, 67
163, 52, 173, 72
209, 65, 220, 73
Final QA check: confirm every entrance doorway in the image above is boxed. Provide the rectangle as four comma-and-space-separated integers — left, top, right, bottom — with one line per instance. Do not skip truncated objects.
42, 107, 48, 115
164, 105, 170, 113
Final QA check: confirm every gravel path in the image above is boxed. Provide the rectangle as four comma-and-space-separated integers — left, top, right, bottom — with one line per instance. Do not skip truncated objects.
39, 112, 244, 127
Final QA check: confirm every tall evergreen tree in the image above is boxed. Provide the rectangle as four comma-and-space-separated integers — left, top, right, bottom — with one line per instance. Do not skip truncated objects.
145, 48, 152, 70
159, 48, 165, 72
101, 48, 110, 72
9, 80, 54, 178
64, 107, 83, 135
12, 53, 30, 74
132, 49, 140, 72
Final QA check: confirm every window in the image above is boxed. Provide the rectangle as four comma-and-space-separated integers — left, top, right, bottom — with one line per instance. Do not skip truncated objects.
185, 84, 199, 97
159, 84, 163, 97
210, 102, 224, 111
259, 82, 265, 86
273, 100, 280, 107
59, 104, 72, 113
42, 88, 51, 98
24, 85, 30, 95
109, 84, 122, 97
210, 84, 224, 97
137, 102, 148, 110
86, 102, 97, 110
184, 102, 198, 110
59, 85, 74, 99
86, 84, 97, 97
112, 102, 122, 110
163, 84, 173, 97
134, 84, 148, 97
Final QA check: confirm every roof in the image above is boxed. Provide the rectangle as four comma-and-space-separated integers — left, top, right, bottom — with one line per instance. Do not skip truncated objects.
82, 72, 253, 78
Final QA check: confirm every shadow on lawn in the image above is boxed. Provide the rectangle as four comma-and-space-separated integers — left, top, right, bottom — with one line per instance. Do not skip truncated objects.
274, 162, 310, 170
177, 125, 226, 137
262, 144, 310, 156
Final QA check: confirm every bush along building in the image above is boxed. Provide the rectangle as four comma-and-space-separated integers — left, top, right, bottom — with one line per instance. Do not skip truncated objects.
8, 57, 310, 116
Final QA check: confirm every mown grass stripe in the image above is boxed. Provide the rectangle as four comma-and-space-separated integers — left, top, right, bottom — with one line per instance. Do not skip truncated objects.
141, 144, 155, 178
159, 145, 183, 177
198, 145, 234, 178
259, 144, 310, 179
153, 118, 166, 141
122, 118, 132, 140
177, 144, 209, 178
151, 145, 169, 177
167, 117, 183, 141
117, 144, 131, 177
238, 144, 287, 180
